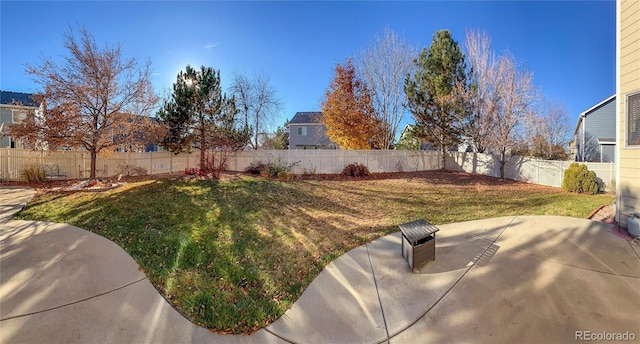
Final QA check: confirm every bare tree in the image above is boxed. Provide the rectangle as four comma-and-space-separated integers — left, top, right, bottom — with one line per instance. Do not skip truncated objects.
465, 30, 538, 177
356, 27, 416, 149
486, 52, 538, 178
528, 100, 571, 160
465, 29, 499, 153
10, 27, 157, 179
229, 72, 282, 150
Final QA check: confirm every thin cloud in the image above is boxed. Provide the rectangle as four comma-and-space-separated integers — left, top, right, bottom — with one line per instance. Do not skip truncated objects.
203, 42, 219, 50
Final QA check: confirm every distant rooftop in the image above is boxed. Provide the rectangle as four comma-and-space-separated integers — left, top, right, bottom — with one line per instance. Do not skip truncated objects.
0, 91, 40, 107
290, 112, 322, 124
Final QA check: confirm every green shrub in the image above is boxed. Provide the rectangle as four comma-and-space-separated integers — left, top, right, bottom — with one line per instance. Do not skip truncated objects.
342, 163, 370, 177
562, 163, 599, 195
243, 161, 269, 175
20, 164, 46, 184
246, 158, 299, 178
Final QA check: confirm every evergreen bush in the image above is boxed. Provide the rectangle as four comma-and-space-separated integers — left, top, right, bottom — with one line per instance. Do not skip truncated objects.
562, 163, 599, 195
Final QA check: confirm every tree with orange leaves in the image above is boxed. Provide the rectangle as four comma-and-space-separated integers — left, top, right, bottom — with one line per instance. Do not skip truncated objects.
321, 58, 382, 149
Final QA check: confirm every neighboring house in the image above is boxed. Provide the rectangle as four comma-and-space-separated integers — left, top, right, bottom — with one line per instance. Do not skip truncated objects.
573, 94, 616, 162
396, 124, 422, 150
616, 0, 640, 228
288, 112, 337, 150
396, 124, 434, 150
396, 124, 472, 152
0, 91, 42, 149
568, 139, 576, 161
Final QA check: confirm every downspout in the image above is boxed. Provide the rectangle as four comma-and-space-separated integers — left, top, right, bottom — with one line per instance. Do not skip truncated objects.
581, 114, 586, 162
600, 144, 603, 163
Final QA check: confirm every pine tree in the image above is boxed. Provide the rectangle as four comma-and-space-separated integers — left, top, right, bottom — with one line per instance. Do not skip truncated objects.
158, 65, 249, 173
404, 30, 470, 168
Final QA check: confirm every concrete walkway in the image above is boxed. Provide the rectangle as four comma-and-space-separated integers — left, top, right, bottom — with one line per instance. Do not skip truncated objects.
1, 186, 639, 343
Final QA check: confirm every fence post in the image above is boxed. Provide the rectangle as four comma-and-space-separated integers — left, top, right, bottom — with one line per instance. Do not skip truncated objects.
610, 162, 614, 187
1, 149, 7, 180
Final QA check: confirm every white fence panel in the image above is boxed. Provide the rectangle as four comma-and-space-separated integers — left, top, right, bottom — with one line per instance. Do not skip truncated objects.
0, 148, 617, 192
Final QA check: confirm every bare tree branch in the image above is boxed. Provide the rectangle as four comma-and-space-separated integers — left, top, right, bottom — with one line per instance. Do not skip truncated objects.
356, 27, 416, 149
229, 71, 282, 150
11, 26, 158, 179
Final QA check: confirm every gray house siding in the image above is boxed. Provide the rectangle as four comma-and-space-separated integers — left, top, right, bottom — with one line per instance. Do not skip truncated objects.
289, 124, 335, 149
1, 91, 40, 149
0, 104, 29, 148
601, 144, 615, 162
575, 95, 616, 162
288, 112, 337, 149
0, 107, 13, 148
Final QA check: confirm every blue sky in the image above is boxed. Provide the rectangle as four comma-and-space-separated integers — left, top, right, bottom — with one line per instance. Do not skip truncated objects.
1, 1, 615, 135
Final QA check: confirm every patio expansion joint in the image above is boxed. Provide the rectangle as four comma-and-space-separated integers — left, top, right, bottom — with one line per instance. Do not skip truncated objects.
629, 241, 640, 261
261, 327, 296, 344
365, 242, 390, 343
384, 215, 518, 343
0, 276, 149, 322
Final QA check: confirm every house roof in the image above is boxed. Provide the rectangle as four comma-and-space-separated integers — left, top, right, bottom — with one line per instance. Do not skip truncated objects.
0, 91, 40, 107
573, 94, 616, 136
597, 137, 616, 145
400, 124, 415, 137
290, 112, 323, 124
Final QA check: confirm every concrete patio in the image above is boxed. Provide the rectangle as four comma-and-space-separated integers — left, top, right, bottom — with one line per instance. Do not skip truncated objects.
1, 187, 639, 343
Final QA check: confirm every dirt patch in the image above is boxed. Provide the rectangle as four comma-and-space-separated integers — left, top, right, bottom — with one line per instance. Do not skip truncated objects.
588, 203, 616, 223
43, 179, 126, 192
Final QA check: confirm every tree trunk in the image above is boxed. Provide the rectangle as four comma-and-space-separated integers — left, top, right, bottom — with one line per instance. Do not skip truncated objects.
90, 148, 97, 180
199, 115, 206, 171
254, 115, 259, 150
499, 149, 506, 179
200, 147, 206, 172
441, 143, 447, 170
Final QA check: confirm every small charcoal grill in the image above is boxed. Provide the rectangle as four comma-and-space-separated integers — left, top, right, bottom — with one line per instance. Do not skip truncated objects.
399, 219, 439, 272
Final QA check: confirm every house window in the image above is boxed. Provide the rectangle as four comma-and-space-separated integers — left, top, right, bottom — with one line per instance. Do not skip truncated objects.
12, 109, 27, 124
297, 126, 307, 136
10, 138, 23, 149
628, 92, 640, 146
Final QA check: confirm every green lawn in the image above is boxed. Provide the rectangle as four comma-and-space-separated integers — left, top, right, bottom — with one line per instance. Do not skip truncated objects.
15, 171, 614, 334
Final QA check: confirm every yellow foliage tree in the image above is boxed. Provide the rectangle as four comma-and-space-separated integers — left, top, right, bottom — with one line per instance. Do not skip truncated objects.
321, 58, 381, 149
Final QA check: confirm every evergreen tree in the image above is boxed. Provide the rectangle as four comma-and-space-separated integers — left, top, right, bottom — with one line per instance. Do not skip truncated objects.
158, 65, 249, 173
404, 30, 470, 168
261, 122, 289, 150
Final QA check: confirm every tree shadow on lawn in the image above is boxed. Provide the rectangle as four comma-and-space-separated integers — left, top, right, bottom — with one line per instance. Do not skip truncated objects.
15, 178, 393, 334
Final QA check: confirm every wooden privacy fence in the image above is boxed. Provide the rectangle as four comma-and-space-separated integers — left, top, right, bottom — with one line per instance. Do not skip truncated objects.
0, 148, 616, 191
0, 149, 199, 181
